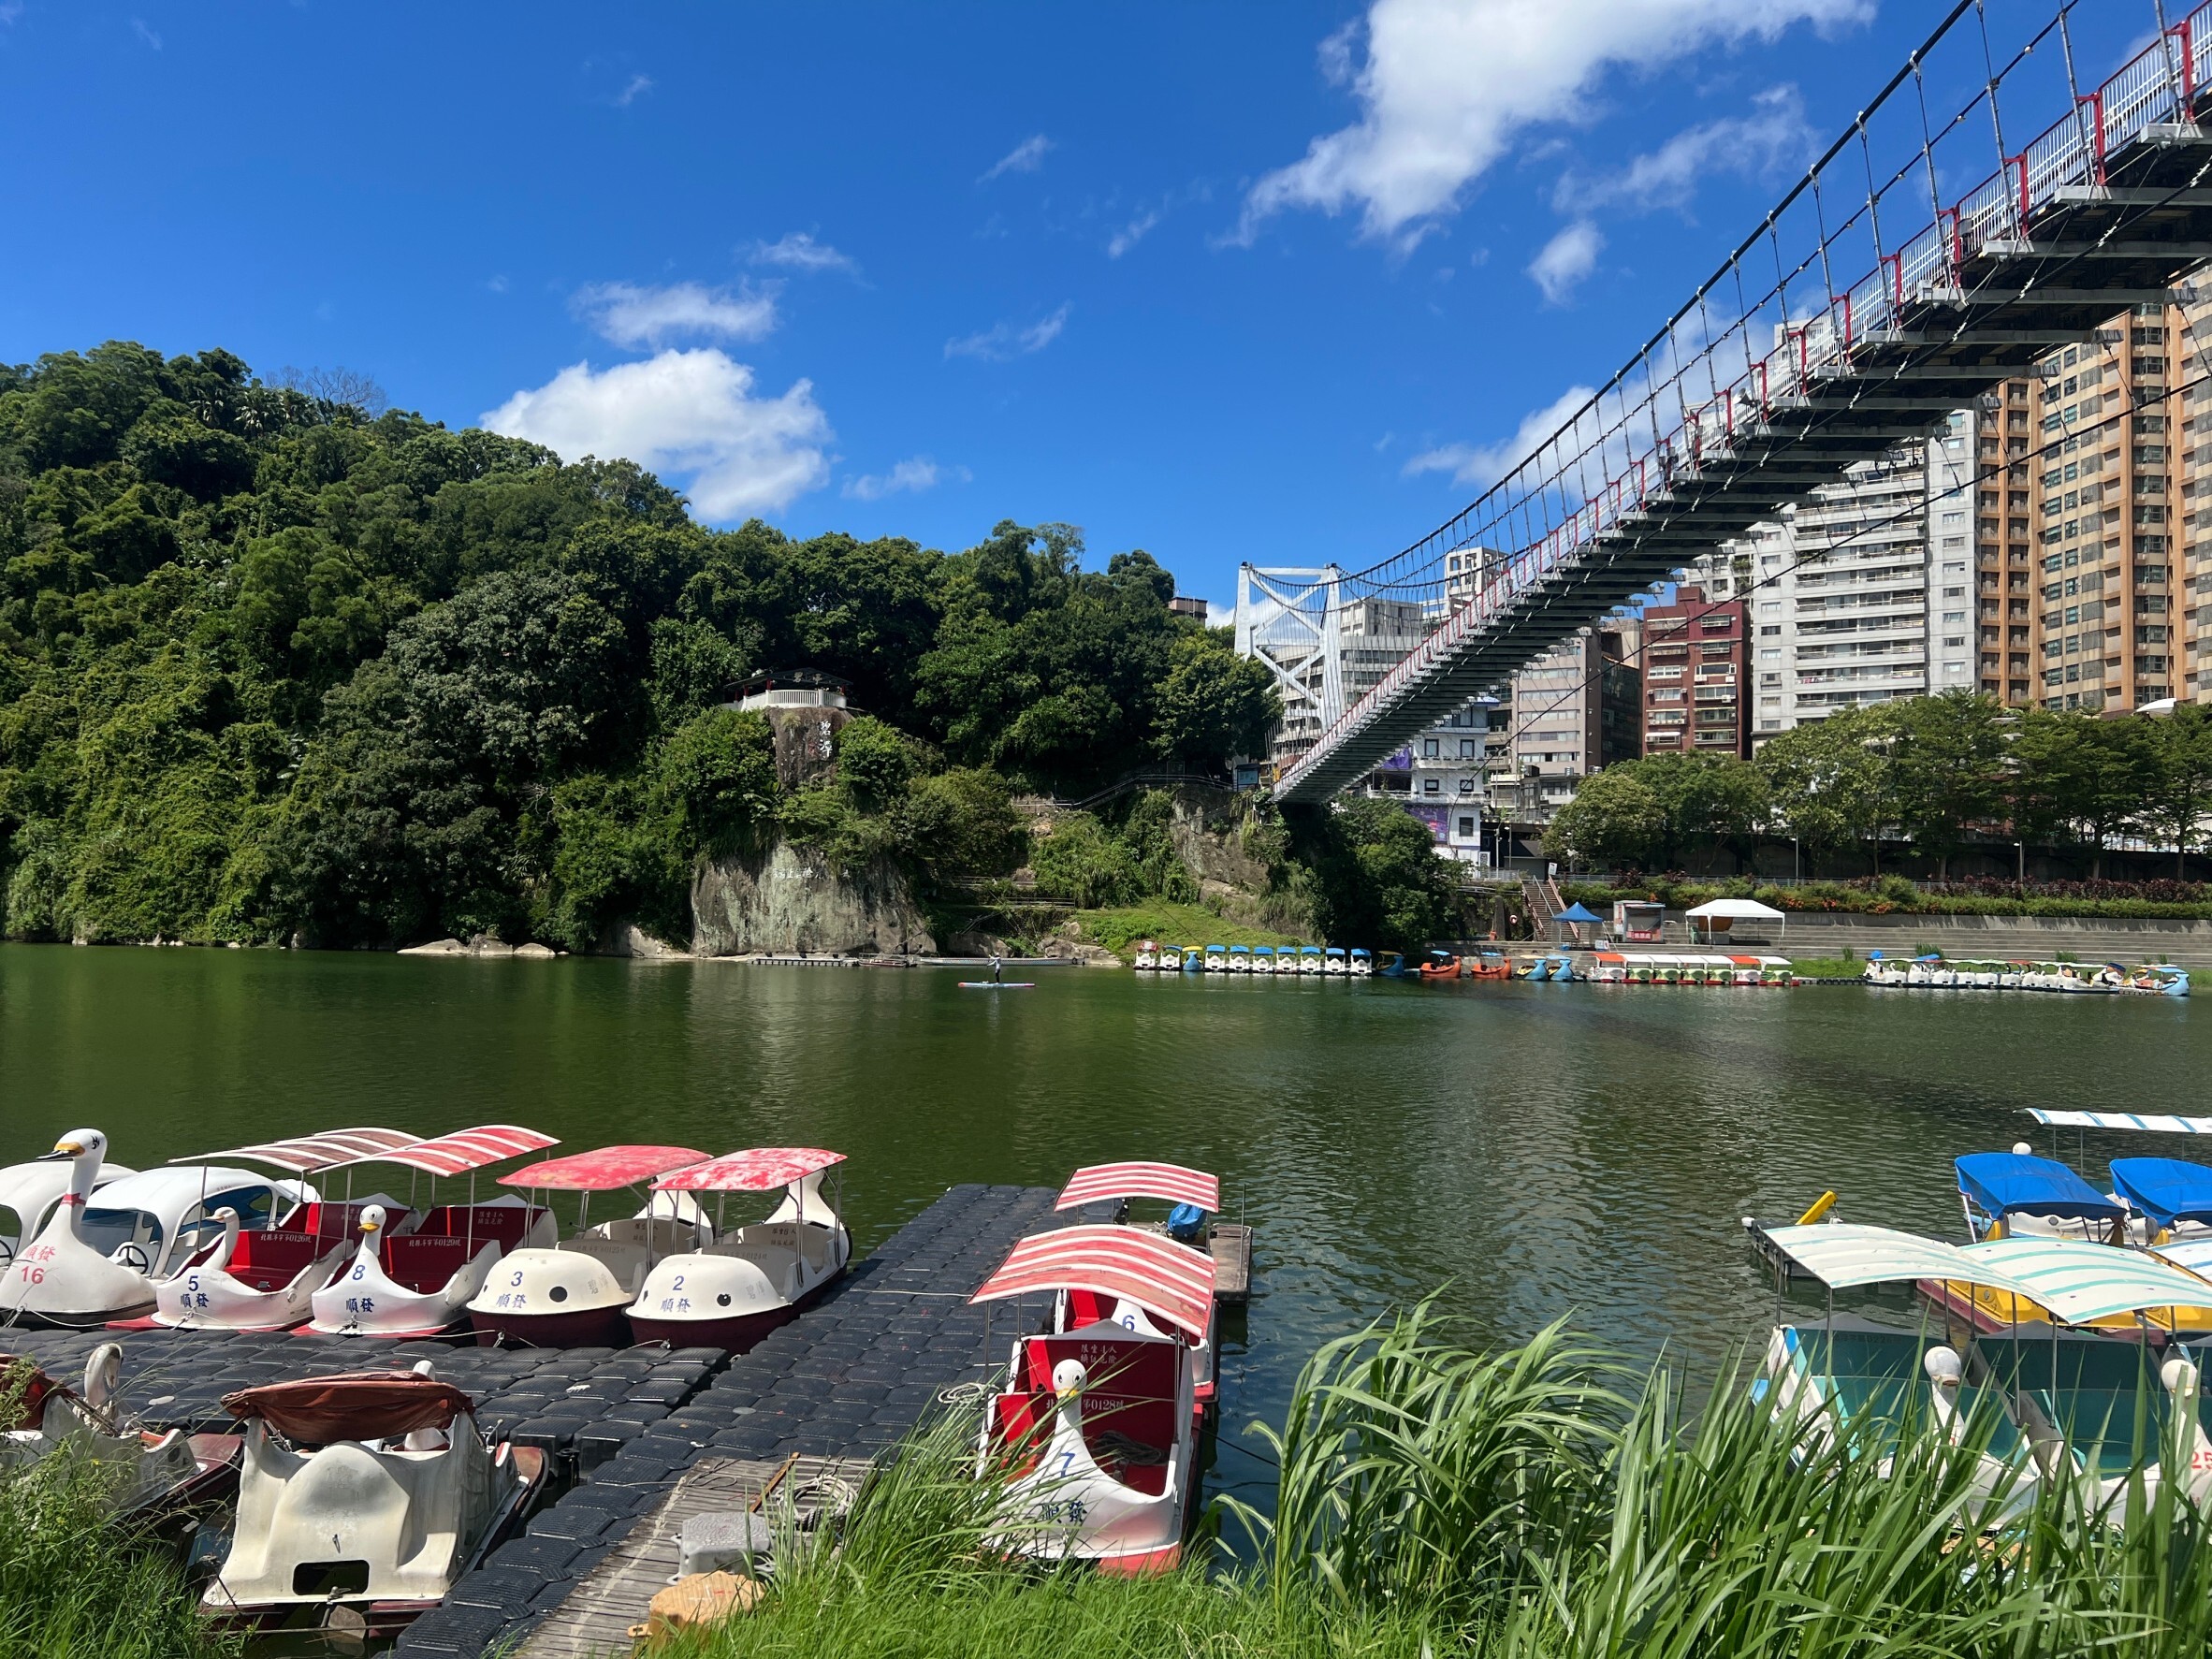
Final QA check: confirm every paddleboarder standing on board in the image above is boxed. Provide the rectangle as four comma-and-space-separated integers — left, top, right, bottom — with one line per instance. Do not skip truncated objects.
991, 953, 1002, 983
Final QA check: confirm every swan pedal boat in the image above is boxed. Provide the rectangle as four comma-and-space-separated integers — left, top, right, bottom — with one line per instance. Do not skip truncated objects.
970, 1222, 1216, 1572
1, 1342, 240, 1520
465, 1143, 710, 1347
1053, 1162, 1229, 1418
0, 1131, 313, 1328
305, 1125, 560, 1337
140, 1127, 429, 1332
627, 1148, 851, 1350
0, 1149, 136, 1271
201, 1361, 546, 1637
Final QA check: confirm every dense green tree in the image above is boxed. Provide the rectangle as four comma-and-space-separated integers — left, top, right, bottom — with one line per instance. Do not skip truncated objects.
1756, 705, 1898, 866
1152, 631, 1280, 767
1542, 767, 1667, 873
2141, 703, 2212, 877
1886, 691, 2010, 879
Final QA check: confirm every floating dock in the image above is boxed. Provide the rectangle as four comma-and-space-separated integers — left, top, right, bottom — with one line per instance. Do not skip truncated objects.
3, 1182, 1084, 1659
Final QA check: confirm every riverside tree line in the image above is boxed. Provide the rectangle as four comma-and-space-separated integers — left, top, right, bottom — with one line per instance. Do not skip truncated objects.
0, 342, 1356, 950
1543, 690, 2212, 880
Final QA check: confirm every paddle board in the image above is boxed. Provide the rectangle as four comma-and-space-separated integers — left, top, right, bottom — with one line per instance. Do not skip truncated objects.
959, 982, 1035, 989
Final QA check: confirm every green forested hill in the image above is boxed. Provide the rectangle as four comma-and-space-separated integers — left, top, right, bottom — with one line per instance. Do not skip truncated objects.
0, 342, 1288, 950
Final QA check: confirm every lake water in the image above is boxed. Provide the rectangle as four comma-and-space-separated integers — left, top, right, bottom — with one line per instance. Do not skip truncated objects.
1, 945, 2197, 1505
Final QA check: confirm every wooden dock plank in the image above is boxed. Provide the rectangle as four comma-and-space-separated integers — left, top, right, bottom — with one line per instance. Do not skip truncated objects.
518, 1455, 869, 1657
1209, 1224, 1253, 1302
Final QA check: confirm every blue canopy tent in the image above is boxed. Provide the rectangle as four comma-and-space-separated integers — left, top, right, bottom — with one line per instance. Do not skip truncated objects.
1956, 1152, 2127, 1241
1552, 901, 1602, 947
2110, 1157, 2212, 1230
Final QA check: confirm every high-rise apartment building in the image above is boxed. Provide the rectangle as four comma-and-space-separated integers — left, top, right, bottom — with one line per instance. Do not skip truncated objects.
1638, 587, 1747, 757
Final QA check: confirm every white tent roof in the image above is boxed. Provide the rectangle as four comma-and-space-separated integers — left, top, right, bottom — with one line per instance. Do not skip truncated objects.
1961, 1237, 2212, 1324
1760, 1223, 2044, 1297
1685, 898, 1785, 920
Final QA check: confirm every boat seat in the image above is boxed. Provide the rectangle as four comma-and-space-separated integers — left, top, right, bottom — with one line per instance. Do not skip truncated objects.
411, 1203, 545, 1254
1066, 1288, 1110, 1329
378, 1233, 478, 1295
287, 1201, 411, 1244
221, 1230, 330, 1294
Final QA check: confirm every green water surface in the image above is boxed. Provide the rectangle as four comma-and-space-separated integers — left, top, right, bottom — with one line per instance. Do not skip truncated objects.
0, 945, 2195, 1501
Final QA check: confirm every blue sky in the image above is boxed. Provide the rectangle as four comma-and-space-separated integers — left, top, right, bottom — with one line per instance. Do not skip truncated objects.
0, 2, 2163, 611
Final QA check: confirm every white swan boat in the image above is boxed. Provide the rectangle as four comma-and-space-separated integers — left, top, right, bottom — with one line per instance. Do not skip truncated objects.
970, 1224, 1215, 1572
202, 1361, 546, 1637
465, 1143, 709, 1346
1, 1341, 240, 1517
306, 1126, 558, 1337
0, 1148, 135, 1270
149, 1128, 425, 1332
627, 1148, 851, 1350
0, 1131, 312, 1327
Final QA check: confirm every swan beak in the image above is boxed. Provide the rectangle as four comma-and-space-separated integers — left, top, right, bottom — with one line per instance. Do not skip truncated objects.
359, 1217, 380, 1232
53, 1140, 83, 1156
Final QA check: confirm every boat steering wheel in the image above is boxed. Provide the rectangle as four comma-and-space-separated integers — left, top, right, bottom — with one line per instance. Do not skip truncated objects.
112, 1241, 152, 1272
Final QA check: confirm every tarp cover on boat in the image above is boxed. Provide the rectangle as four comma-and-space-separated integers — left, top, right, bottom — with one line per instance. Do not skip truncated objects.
221, 1372, 474, 1444
1758, 1223, 2044, 1297
653, 1147, 846, 1193
1955, 1153, 2126, 1223
969, 1224, 1215, 1338
2110, 1158, 2212, 1228
327, 1125, 559, 1176
502, 1145, 708, 1191
2030, 1109, 2212, 1135
1055, 1162, 1219, 1213
1958, 1237, 2212, 1324
178, 1127, 421, 1173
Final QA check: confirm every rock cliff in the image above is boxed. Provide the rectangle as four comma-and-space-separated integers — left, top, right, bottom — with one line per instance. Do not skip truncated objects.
691, 841, 937, 956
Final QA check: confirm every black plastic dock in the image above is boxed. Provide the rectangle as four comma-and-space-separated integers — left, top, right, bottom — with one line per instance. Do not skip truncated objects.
5, 1182, 1074, 1657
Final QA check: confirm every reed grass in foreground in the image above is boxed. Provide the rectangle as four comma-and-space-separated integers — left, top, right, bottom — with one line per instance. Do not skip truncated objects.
0, 1447, 236, 1659
688, 1304, 2212, 1659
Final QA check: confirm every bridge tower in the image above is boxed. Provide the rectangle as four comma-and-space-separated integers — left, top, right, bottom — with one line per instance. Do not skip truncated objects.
1235, 563, 1348, 768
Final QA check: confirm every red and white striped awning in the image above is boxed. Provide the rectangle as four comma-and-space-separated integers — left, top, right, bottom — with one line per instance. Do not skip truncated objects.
174, 1128, 423, 1174
1055, 1161, 1219, 1214
328, 1125, 559, 1177
502, 1145, 708, 1191
654, 1148, 846, 1194
969, 1224, 1215, 1339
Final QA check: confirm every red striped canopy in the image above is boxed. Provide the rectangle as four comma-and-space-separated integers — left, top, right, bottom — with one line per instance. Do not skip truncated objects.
1055, 1161, 1219, 1214
502, 1145, 707, 1191
175, 1128, 422, 1174
969, 1224, 1215, 1339
330, 1125, 559, 1176
654, 1148, 846, 1193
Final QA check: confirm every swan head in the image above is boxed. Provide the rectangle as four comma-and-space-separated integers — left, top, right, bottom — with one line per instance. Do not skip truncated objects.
53, 1128, 106, 1165
1923, 1346, 1964, 1388
1051, 1358, 1086, 1403
357, 1203, 387, 1242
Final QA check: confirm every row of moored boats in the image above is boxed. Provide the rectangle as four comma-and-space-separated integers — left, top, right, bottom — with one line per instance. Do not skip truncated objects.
1133, 942, 1371, 974
1589, 953, 1796, 985
1863, 953, 2190, 996
0, 1132, 1245, 1635
1747, 1109, 2212, 1522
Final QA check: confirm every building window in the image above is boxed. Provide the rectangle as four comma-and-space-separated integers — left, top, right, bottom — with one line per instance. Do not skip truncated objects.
1421, 738, 1439, 758
1457, 779, 1475, 794
1457, 816, 1475, 837
1422, 779, 1440, 794
1459, 738, 1477, 758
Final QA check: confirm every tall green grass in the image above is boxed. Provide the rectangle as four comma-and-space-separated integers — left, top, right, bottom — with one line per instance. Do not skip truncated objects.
690, 1302, 2212, 1659
0, 1448, 235, 1659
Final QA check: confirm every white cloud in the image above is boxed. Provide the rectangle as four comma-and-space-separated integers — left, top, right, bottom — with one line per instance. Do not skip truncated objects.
131, 16, 160, 48
1107, 210, 1160, 259
749, 232, 859, 275
1557, 84, 1814, 215
615, 73, 653, 107
574, 281, 778, 349
981, 134, 1052, 182
1404, 384, 1598, 487
1528, 220, 1602, 303
844, 456, 969, 502
483, 349, 832, 521
944, 303, 1070, 362
485, 274, 510, 295
1237, 0, 1870, 244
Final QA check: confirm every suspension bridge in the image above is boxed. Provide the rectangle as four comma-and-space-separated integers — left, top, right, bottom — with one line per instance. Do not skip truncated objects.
1271, 1, 2212, 804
